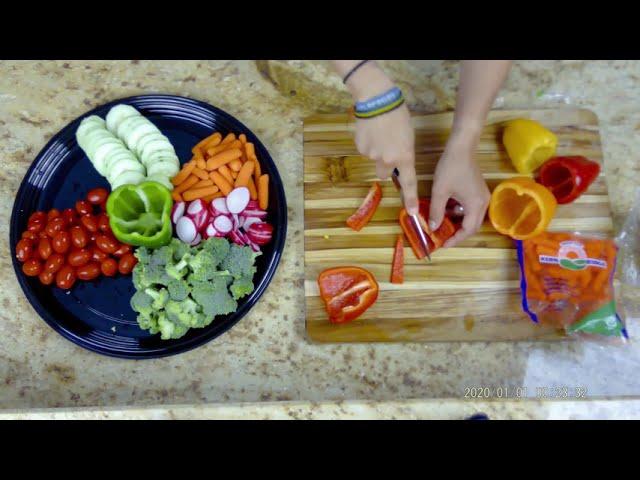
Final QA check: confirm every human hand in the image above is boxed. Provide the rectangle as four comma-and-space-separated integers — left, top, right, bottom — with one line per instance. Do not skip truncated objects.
354, 103, 418, 215
428, 133, 490, 248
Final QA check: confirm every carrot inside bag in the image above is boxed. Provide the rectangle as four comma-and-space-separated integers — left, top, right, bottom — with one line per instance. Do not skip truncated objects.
516, 232, 627, 340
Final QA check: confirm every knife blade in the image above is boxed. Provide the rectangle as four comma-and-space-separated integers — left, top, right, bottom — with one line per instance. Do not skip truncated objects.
391, 168, 431, 261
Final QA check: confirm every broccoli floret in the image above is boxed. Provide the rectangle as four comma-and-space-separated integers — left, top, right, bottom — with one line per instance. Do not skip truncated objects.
137, 310, 160, 334
230, 276, 255, 300
199, 237, 230, 268
145, 288, 169, 309
171, 239, 191, 262
164, 298, 203, 328
130, 289, 154, 316
190, 279, 237, 318
157, 312, 189, 340
149, 245, 174, 267
187, 249, 217, 281
167, 278, 190, 301
220, 244, 261, 280
132, 263, 145, 290
134, 247, 152, 265
166, 255, 191, 280
139, 263, 172, 287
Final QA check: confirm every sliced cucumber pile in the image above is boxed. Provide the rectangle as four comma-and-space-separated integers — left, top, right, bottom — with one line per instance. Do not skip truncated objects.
75, 105, 180, 191
106, 105, 179, 185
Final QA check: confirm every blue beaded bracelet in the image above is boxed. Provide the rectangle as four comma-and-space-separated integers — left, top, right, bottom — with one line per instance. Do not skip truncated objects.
354, 87, 405, 119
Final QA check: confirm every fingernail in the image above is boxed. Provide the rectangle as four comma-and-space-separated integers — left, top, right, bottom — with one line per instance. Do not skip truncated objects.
429, 220, 437, 230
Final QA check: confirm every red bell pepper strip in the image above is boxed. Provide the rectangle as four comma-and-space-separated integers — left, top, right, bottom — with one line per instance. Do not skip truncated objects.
317, 266, 379, 324
538, 156, 600, 204
399, 198, 460, 259
346, 182, 382, 231
390, 235, 404, 284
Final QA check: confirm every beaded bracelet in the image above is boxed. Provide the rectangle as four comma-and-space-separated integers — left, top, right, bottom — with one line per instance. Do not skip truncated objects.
354, 87, 405, 119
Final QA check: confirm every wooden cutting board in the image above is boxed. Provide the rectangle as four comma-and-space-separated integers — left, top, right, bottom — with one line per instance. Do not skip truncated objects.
304, 109, 613, 343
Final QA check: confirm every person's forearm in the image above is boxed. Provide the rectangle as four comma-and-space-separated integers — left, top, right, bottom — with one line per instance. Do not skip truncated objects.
330, 61, 395, 102
450, 60, 512, 144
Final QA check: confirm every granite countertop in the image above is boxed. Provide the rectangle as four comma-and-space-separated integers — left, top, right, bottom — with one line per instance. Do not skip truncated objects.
1, 60, 639, 415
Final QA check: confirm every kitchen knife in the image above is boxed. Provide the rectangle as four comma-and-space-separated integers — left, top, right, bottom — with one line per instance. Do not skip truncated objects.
391, 168, 431, 261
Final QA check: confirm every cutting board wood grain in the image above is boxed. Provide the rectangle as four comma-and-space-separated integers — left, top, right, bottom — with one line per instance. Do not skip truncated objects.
304, 109, 613, 343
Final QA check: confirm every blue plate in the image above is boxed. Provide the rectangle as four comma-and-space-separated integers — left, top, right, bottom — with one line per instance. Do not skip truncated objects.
9, 94, 287, 359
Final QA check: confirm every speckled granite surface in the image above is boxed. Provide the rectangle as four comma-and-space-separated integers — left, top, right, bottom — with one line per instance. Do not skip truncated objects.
1, 60, 639, 411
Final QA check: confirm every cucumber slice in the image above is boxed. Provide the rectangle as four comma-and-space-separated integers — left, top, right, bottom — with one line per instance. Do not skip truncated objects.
104, 148, 135, 174
116, 115, 148, 144
77, 123, 110, 152
76, 116, 105, 144
111, 170, 146, 189
108, 157, 145, 183
105, 104, 140, 133
83, 129, 117, 154
145, 175, 174, 191
140, 139, 175, 166
147, 153, 180, 167
146, 160, 180, 177
92, 139, 125, 176
134, 132, 168, 158
86, 134, 121, 161
127, 121, 160, 153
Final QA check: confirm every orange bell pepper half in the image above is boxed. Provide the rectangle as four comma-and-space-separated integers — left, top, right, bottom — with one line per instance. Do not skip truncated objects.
346, 182, 382, 231
317, 267, 379, 324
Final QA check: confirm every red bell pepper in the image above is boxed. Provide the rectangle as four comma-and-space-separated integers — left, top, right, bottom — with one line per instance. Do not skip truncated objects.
538, 156, 600, 204
317, 267, 379, 324
390, 235, 404, 284
399, 198, 460, 259
346, 182, 382, 231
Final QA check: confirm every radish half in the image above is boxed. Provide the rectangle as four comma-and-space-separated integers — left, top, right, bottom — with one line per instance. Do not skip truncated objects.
246, 222, 273, 246
185, 200, 210, 231
229, 230, 245, 246
226, 187, 250, 214
176, 216, 197, 243
213, 215, 233, 234
211, 197, 229, 216
171, 201, 186, 224
190, 233, 202, 246
242, 217, 262, 231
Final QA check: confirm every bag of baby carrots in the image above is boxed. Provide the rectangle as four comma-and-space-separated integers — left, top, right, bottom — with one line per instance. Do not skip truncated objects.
517, 232, 628, 340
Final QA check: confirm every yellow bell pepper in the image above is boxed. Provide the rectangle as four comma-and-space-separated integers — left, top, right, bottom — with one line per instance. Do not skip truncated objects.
503, 119, 558, 174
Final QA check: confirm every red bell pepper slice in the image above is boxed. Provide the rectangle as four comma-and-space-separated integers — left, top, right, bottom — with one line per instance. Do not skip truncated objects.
399, 198, 460, 259
346, 182, 382, 231
317, 267, 379, 324
538, 156, 600, 204
390, 235, 404, 284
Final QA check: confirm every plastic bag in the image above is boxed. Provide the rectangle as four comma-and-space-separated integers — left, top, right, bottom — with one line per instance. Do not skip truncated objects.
516, 231, 627, 340
617, 187, 640, 288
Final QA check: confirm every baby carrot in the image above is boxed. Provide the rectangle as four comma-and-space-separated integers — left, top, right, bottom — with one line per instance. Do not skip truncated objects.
206, 140, 242, 159
206, 149, 243, 171
239, 133, 247, 145
231, 170, 238, 179
203, 132, 222, 149
192, 167, 209, 180
191, 132, 220, 155
183, 186, 220, 202
234, 161, 255, 188
195, 156, 207, 171
258, 174, 269, 210
171, 162, 195, 185
172, 191, 183, 202
209, 171, 233, 196
245, 142, 256, 162
247, 176, 258, 200
229, 159, 243, 172
221, 133, 236, 145
218, 164, 234, 184
192, 179, 214, 189
174, 174, 200, 195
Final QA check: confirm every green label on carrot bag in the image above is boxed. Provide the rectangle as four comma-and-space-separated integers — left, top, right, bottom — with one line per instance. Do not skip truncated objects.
566, 301, 624, 337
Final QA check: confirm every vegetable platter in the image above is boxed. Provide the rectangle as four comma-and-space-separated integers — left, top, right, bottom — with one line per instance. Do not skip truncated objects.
10, 95, 286, 358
